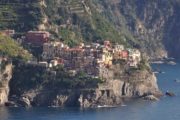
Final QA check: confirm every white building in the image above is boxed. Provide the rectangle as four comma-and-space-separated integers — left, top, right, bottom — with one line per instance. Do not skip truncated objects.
128, 49, 141, 67
49, 60, 58, 68
113, 44, 124, 52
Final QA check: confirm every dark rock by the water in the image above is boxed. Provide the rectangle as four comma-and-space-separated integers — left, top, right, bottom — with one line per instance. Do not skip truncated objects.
143, 95, 159, 101
5, 101, 17, 107
165, 91, 175, 97
8, 69, 161, 108
174, 79, 180, 83
18, 97, 31, 107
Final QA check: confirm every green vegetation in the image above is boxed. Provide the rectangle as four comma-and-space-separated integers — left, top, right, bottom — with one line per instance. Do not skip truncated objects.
0, 0, 135, 47
138, 59, 151, 71
91, 13, 127, 45
41, 0, 132, 46
0, 34, 32, 60
1, 0, 180, 59
59, 28, 80, 47
0, 0, 42, 32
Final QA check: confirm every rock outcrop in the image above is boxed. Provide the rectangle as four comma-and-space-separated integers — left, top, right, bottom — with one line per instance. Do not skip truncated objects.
18, 97, 31, 107
0, 63, 12, 106
165, 91, 175, 97
16, 89, 122, 108
143, 95, 159, 101
119, 70, 160, 97
100, 69, 161, 99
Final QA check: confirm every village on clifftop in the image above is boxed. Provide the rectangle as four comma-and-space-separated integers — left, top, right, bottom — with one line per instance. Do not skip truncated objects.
0, 30, 142, 78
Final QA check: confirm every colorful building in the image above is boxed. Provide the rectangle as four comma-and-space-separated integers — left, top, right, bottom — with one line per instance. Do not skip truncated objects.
128, 49, 141, 67
25, 31, 50, 46
40, 40, 142, 76
104, 40, 111, 48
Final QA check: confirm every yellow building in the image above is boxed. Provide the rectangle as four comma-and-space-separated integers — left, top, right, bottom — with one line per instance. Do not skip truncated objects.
100, 48, 113, 66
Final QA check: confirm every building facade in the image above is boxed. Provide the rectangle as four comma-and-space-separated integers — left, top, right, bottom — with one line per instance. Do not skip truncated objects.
25, 31, 50, 46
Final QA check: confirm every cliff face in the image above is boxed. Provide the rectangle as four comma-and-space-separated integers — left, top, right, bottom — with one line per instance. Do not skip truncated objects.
8, 64, 160, 108
94, 0, 180, 59
99, 70, 160, 98
0, 63, 12, 106
118, 70, 159, 97
20, 89, 122, 108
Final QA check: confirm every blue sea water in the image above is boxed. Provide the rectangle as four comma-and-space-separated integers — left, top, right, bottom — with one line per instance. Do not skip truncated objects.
0, 63, 180, 120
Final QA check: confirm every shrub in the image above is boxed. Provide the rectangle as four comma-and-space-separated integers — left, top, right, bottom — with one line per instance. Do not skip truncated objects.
0, 35, 32, 61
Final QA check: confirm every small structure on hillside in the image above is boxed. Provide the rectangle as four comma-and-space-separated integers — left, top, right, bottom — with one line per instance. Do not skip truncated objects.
25, 31, 50, 46
128, 49, 141, 67
0, 30, 15, 37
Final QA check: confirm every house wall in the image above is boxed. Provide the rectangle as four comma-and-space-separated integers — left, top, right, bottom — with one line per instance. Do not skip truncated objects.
26, 31, 50, 46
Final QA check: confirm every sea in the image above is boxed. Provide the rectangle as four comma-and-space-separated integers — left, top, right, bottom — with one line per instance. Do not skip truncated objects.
0, 63, 180, 120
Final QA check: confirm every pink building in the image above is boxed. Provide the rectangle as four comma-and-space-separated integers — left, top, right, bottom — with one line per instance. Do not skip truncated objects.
104, 40, 111, 48
121, 50, 128, 59
25, 31, 50, 46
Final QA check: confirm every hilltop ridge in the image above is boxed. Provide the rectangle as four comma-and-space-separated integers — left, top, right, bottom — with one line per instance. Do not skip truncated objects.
1, 0, 180, 59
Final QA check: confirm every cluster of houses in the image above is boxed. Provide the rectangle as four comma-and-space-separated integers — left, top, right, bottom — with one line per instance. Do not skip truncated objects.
41, 40, 141, 67
22, 31, 141, 77
0, 30, 142, 78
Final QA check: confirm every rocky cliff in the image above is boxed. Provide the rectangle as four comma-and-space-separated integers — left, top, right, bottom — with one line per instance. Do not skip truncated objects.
0, 63, 12, 106
15, 70, 160, 108
100, 0, 180, 59
8, 62, 161, 108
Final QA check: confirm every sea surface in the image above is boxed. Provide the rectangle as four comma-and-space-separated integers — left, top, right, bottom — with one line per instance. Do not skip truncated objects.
0, 63, 180, 120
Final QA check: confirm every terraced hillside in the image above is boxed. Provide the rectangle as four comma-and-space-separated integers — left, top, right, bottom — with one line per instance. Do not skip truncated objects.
68, 0, 85, 15
0, 0, 130, 47
1, 0, 180, 59
44, 0, 129, 46
0, 0, 42, 32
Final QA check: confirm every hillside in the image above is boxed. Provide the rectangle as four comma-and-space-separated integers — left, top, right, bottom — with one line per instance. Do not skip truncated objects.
100, 0, 180, 59
8, 59, 160, 107
1, 0, 180, 59
0, 34, 31, 60
0, 0, 42, 32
